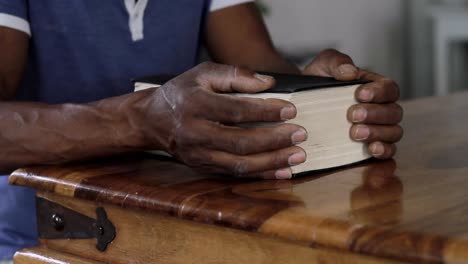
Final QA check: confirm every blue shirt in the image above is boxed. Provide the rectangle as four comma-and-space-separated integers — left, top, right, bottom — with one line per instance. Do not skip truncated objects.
0, 0, 260, 259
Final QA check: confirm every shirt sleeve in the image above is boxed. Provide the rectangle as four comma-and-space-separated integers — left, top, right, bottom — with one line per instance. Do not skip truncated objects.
0, 0, 30, 36
210, 0, 254, 12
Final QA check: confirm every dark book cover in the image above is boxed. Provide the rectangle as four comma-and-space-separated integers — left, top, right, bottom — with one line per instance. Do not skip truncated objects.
135, 72, 370, 93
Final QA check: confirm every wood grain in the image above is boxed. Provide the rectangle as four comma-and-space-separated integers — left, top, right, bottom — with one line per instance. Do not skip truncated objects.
37, 191, 405, 264
14, 247, 103, 264
10, 91, 468, 263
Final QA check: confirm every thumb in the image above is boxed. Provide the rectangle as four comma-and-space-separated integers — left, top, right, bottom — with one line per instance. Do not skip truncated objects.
304, 49, 359, 81
194, 62, 276, 94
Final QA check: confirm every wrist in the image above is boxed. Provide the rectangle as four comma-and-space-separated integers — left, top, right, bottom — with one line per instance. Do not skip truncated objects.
87, 93, 146, 151
117, 89, 173, 152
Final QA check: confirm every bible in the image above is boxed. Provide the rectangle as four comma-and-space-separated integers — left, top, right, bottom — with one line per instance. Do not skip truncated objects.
134, 73, 371, 174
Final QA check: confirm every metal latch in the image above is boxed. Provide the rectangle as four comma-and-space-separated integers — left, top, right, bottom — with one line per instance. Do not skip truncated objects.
36, 197, 116, 251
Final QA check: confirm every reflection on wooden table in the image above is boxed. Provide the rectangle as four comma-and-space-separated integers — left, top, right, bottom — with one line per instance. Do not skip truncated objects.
10, 91, 468, 263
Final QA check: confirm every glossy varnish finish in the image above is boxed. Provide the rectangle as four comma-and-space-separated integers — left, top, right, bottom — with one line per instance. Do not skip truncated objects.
10, 91, 468, 263
14, 247, 103, 264
35, 191, 404, 264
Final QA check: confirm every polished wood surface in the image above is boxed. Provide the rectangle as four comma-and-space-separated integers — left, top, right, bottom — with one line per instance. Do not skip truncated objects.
36, 192, 404, 264
10, 91, 468, 263
14, 247, 103, 264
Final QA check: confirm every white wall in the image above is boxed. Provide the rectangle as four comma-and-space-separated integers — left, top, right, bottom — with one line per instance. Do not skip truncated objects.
408, 0, 468, 98
263, 0, 405, 86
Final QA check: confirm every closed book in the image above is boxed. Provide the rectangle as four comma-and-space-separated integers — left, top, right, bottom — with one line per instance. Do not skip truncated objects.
134, 73, 371, 174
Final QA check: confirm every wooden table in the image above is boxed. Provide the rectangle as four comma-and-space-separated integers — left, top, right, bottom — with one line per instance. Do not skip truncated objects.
9, 91, 468, 264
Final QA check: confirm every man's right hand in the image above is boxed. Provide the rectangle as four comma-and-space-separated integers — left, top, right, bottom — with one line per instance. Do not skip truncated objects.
136, 62, 307, 179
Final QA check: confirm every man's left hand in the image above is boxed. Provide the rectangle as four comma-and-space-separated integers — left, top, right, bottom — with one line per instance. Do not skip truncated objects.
303, 49, 403, 159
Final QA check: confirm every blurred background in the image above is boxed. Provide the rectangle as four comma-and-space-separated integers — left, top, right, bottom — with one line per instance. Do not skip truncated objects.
259, 0, 468, 100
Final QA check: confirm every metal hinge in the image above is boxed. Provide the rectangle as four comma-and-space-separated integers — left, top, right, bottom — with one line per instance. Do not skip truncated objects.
36, 197, 116, 252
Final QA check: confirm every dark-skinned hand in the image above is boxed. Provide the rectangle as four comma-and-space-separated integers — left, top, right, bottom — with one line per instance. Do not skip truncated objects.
303, 49, 403, 159
139, 62, 307, 180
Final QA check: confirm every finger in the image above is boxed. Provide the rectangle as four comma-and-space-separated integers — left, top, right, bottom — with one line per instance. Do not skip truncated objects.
182, 121, 307, 155
358, 69, 384, 81
198, 92, 297, 123
347, 103, 403, 125
355, 71, 400, 103
246, 168, 294, 180
304, 49, 359, 81
368, 142, 397, 159
194, 62, 276, 93
209, 123, 307, 155
350, 124, 403, 143
205, 146, 306, 177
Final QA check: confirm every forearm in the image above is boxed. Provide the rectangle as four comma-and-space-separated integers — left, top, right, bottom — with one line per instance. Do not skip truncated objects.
206, 3, 300, 75
0, 90, 154, 172
233, 48, 300, 75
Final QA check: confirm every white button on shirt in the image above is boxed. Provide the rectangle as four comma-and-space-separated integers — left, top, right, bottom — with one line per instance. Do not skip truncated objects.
125, 0, 254, 41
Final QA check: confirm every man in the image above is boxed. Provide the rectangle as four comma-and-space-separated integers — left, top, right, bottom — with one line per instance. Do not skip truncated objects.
0, 0, 403, 261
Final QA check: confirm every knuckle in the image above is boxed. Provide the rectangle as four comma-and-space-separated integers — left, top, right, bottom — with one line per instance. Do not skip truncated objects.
229, 108, 245, 123
197, 61, 216, 71
390, 80, 400, 90
321, 48, 339, 56
190, 87, 208, 102
232, 159, 249, 176
381, 78, 396, 86
341, 54, 353, 62
326, 48, 352, 62
211, 62, 234, 75
175, 121, 202, 146
234, 137, 250, 156
180, 149, 206, 168
259, 106, 274, 122
235, 66, 254, 77
194, 62, 226, 83
382, 79, 401, 100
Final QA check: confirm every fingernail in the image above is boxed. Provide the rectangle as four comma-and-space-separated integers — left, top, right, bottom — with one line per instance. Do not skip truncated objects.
338, 64, 358, 75
292, 128, 308, 144
275, 168, 293, 180
288, 151, 306, 166
354, 125, 370, 141
359, 88, 374, 102
281, 105, 297, 120
254, 73, 274, 83
372, 142, 385, 157
352, 108, 367, 122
